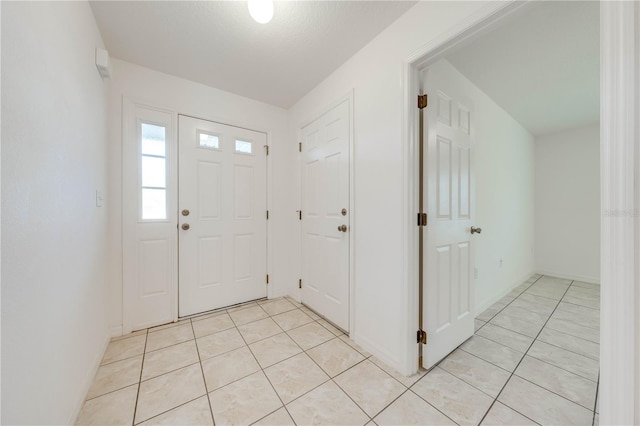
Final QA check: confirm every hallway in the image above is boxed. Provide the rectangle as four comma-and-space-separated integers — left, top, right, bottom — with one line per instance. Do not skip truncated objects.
77, 275, 599, 425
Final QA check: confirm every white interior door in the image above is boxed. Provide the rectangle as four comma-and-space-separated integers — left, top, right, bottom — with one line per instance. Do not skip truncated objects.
178, 115, 267, 317
422, 60, 476, 368
300, 99, 351, 331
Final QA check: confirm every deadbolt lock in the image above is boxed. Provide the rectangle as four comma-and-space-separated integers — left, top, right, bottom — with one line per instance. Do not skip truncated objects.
182, 223, 190, 230
182, 209, 190, 216
341, 208, 348, 216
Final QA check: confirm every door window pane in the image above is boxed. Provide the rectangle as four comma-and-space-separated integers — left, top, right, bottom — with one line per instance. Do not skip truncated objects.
141, 123, 166, 156
235, 139, 253, 154
142, 188, 167, 220
199, 131, 220, 150
141, 156, 166, 188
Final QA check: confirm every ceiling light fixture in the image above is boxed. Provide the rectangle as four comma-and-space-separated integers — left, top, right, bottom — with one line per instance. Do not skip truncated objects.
248, 0, 273, 24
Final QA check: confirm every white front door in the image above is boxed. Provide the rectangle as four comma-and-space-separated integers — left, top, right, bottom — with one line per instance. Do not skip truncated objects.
422, 60, 476, 368
300, 99, 351, 331
178, 115, 267, 317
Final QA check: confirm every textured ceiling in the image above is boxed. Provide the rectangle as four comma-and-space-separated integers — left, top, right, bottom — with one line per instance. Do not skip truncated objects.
445, 1, 599, 137
90, 1, 417, 108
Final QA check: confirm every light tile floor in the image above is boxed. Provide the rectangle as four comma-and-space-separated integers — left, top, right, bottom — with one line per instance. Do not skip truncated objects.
77, 275, 600, 425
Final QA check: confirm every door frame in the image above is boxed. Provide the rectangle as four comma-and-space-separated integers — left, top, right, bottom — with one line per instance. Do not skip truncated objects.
297, 90, 355, 334
122, 97, 274, 333
400, 1, 640, 424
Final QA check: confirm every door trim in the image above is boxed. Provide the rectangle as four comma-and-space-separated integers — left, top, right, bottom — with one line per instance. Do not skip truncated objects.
297, 90, 355, 335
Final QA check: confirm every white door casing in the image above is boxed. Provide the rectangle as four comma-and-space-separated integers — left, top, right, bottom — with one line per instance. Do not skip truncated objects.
178, 115, 267, 317
122, 101, 177, 332
422, 61, 476, 368
300, 99, 351, 331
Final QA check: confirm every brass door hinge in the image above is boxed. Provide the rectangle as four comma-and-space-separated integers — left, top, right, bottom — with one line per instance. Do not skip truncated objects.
299, 142, 302, 152
266, 274, 269, 284
417, 94, 428, 109
297, 210, 302, 220
417, 213, 428, 227
265, 145, 269, 155
298, 279, 302, 289
417, 329, 427, 344
266, 210, 269, 220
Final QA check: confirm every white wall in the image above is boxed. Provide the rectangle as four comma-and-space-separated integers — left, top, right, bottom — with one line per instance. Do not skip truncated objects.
535, 124, 600, 283
107, 59, 291, 334
431, 60, 536, 313
1, 2, 109, 423
287, 1, 539, 373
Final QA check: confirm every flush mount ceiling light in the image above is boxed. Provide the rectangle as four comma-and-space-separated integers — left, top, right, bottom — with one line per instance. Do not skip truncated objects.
248, 0, 274, 24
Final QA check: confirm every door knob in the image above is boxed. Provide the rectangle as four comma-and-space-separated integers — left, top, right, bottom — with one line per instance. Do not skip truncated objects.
470, 226, 482, 234
338, 224, 348, 232
182, 223, 190, 230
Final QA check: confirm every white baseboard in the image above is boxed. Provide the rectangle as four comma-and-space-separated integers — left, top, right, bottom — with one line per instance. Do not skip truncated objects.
535, 269, 600, 285
69, 330, 110, 424
110, 325, 123, 338
475, 271, 537, 315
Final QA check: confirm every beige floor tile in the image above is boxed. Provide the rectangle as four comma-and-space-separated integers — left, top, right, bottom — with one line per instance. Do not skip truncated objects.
286, 321, 334, 350
334, 360, 405, 417
285, 296, 304, 308
146, 323, 194, 352
374, 391, 455, 426
475, 319, 486, 331
498, 376, 593, 425
101, 335, 146, 365
480, 402, 536, 425
438, 349, 510, 397
594, 413, 599, 425
537, 327, 599, 360
264, 353, 329, 403
253, 407, 295, 426
271, 309, 314, 331
543, 317, 600, 343
249, 332, 302, 368
572, 281, 600, 290
596, 387, 599, 412
142, 340, 199, 381
460, 335, 524, 371
228, 305, 268, 326
536, 276, 573, 287
261, 298, 297, 316
307, 338, 365, 377
525, 283, 568, 300
527, 340, 599, 381
286, 380, 369, 426
475, 323, 534, 353
135, 364, 206, 424
76, 384, 138, 425
196, 327, 246, 361
110, 329, 147, 342
86, 355, 142, 399
490, 306, 548, 338
148, 318, 191, 333
191, 313, 234, 338
189, 309, 228, 323
515, 356, 597, 409
209, 371, 282, 425
237, 317, 282, 344
370, 356, 426, 388
476, 302, 507, 322
553, 302, 600, 330
317, 318, 344, 336
139, 396, 213, 425
412, 367, 493, 426
299, 306, 321, 320
563, 296, 600, 310
226, 301, 259, 313
201, 346, 260, 391
340, 335, 371, 357
510, 295, 557, 316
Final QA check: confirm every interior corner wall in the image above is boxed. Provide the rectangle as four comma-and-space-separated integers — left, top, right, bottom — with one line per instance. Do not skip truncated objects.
534, 124, 600, 283
106, 59, 292, 335
433, 60, 536, 314
287, 1, 501, 373
1, 2, 110, 423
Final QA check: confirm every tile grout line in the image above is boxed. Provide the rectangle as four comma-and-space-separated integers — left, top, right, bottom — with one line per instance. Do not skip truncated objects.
189, 318, 217, 426
593, 372, 600, 426
479, 279, 593, 425
131, 328, 150, 426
